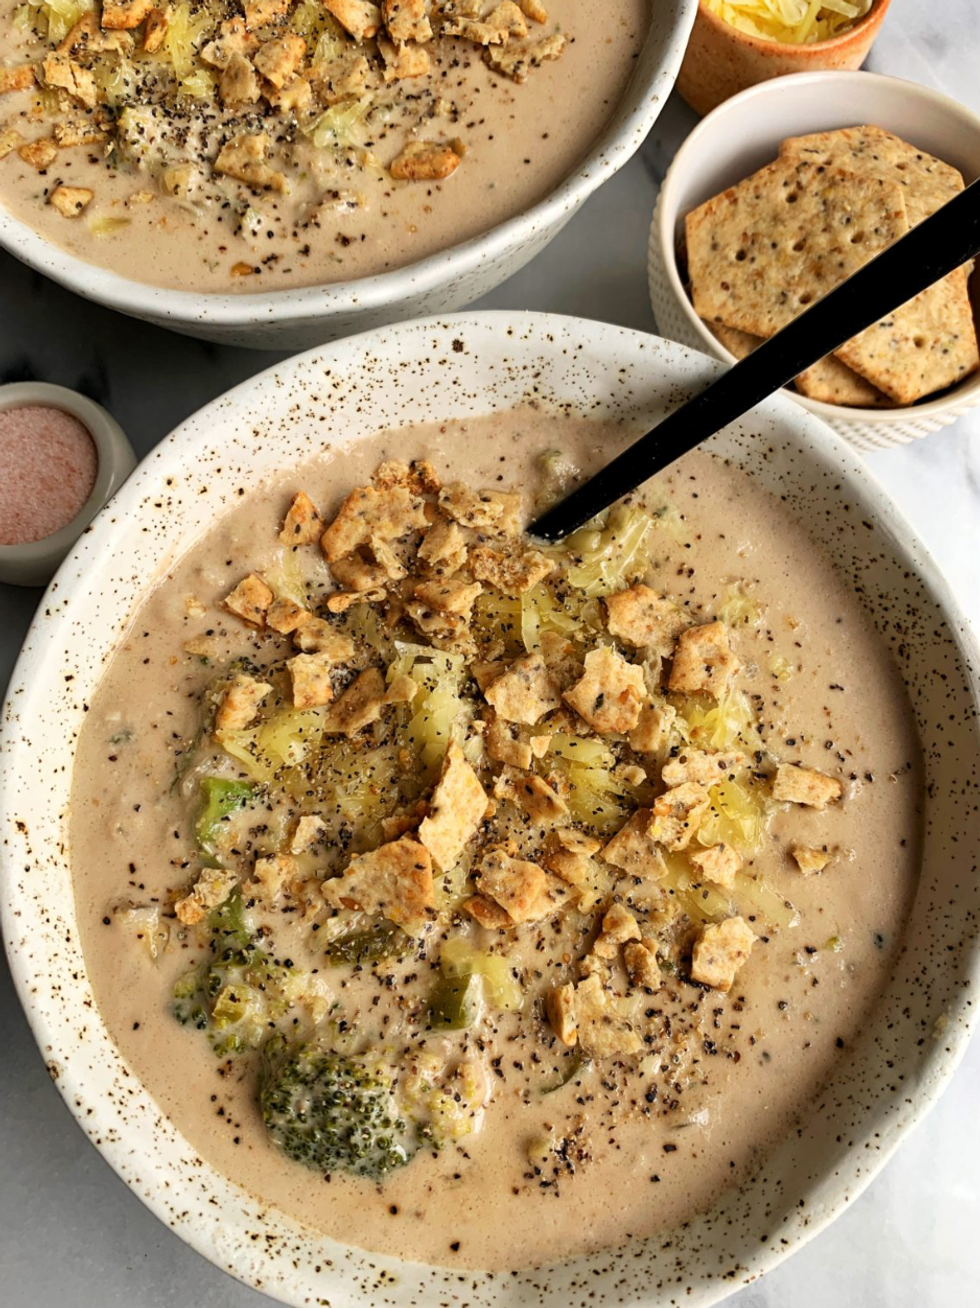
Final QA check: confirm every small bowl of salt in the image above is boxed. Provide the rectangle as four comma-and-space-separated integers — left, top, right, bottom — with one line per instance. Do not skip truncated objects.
0, 383, 136, 587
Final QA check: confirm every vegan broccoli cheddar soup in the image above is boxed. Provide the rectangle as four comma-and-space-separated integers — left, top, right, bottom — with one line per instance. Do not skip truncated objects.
0, 0, 647, 290
70, 411, 922, 1271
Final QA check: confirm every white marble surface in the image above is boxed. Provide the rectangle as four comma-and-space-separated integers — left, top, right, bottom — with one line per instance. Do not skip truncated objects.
2, 3, 979, 1304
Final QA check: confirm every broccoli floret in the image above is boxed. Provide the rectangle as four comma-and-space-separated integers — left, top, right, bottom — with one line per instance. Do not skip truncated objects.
259, 1038, 416, 1181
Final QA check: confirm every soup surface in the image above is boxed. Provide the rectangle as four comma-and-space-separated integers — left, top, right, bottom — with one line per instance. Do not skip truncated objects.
0, 0, 646, 290
70, 409, 922, 1271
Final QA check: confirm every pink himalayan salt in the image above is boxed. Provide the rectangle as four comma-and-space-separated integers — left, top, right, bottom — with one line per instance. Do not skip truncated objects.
0, 405, 99, 546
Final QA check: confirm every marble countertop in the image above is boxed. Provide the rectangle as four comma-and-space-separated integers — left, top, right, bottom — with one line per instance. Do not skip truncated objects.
2, 2, 979, 1305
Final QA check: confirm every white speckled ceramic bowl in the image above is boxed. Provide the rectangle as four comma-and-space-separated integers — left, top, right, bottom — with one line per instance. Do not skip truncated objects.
648, 70, 980, 450
0, 2, 695, 352
2, 314, 979, 1306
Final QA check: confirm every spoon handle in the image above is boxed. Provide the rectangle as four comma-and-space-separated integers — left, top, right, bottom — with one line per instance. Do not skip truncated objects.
531, 177, 980, 541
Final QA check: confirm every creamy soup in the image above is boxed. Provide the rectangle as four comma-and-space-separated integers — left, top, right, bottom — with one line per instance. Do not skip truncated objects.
70, 409, 922, 1271
0, 0, 646, 290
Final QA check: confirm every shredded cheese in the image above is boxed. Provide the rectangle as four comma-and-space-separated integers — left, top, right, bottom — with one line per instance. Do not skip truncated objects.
705, 0, 872, 45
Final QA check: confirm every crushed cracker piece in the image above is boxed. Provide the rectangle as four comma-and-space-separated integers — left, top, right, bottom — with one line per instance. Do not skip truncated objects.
412, 577, 482, 617
247, 853, 298, 902
390, 140, 461, 181
143, 7, 168, 52
290, 815, 327, 853
484, 652, 561, 725
600, 809, 666, 881
592, 901, 641, 960
418, 741, 488, 871
377, 35, 431, 81
324, 0, 381, 39
605, 584, 689, 657
470, 543, 554, 596
42, 53, 98, 108
624, 939, 661, 991
628, 700, 676, 755
773, 763, 842, 810
0, 64, 35, 95
321, 482, 427, 561
438, 483, 521, 534
223, 573, 274, 627
244, 0, 288, 28
661, 748, 745, 788
219, 52, 261, 108
254, 34, 307, 88
266, 597, 310, 634
690, 917, 755, 992
49, 185, 94, 217
563, 645, 647, 734
100, 0, 154, 29
494, 765, 567, 821
18, 139, 58, 170
688, 842, 741, 891
323, 836, 434, 930
463, 894, 514, 930
668, 621, 740, 698
475, 847, 555, 924
649, 782, 711, 852
485, 713, 533, 770
214, 132, 286, 192
214, 673, 272, 731
287, 652, 336, 709
174, 867, 236, 925
485, 31, 565, 82
418, 517, 467, 574
292, 619, 355, 660
791, 844, 834, 875
383, 0, 432, 42
322, 667, 388, 733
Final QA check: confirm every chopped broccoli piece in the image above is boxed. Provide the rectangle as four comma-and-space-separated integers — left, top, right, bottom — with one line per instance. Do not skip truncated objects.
426, 973, 483, 1031
323, 919, 408, 966
260, 1039, 417, 1180
196, 777, 255, 868
208, 884, 253, 954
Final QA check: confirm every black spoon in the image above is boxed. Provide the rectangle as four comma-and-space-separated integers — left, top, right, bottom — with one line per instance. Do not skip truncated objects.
530, 176, 980, 541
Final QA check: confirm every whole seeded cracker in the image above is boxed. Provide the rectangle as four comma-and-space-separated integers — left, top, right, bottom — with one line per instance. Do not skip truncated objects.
704, 271, 906, 408
706, 321, 760, 360
778, 125, 979, 401
835, 276, 980, 404
779, 125, 964, 227
794, 354, 894, 407
687, 160, 909, 340
707, 321, 878, 399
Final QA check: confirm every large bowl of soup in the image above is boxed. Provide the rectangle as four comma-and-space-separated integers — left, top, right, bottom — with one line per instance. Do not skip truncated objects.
0, 0, 694, 350
2, 312, 979, 1305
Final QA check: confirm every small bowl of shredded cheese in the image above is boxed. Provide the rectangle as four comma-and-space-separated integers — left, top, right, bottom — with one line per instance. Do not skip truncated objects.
677, 0, 891, 116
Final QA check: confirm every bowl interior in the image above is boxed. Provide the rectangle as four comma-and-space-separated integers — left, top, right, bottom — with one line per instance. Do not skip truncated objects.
0, 0, 696, 342
2, 314, 979, 1308
658, 71, 980, 416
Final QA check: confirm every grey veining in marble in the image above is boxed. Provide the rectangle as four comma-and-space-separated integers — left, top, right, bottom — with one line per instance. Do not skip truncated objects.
1, 2, 978, 1304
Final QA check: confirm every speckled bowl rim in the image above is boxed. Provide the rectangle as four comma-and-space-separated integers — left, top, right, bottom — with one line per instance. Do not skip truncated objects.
653, 69, 980, 429
2, 312, 979, 1308
0, 0, 696, 331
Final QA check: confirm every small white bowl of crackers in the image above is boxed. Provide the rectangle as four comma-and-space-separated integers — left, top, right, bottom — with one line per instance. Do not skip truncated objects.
649, 69, 980, 449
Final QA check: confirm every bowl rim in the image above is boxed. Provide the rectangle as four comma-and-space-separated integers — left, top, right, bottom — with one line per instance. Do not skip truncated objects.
655, 67, 980, 426
0, 0, 697, 329
2, 312, 979, 1306
691, 0, 891, 53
